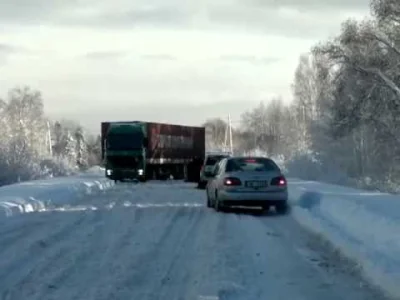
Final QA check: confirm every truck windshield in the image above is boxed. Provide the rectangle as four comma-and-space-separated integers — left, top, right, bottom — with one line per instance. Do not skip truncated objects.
106, 133, 143, 150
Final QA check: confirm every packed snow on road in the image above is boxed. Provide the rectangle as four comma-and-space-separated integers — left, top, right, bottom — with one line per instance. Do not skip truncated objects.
0, 170, 395, 300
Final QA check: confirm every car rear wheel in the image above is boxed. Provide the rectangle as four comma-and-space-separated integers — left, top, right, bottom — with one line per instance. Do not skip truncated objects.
215, 200, 223, 211
214, 193, 225, 212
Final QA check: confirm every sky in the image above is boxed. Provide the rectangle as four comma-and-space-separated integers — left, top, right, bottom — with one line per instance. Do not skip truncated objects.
0, 0, 369, 133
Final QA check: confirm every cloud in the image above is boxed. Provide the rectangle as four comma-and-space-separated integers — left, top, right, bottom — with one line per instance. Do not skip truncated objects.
83, 51, 127, 59
0, 0, 74, 23
80, 6, 188, 27
0, 0, 369, 38
219, 55, 280, 65
0, 43, 21, 54
0, 43, 29, 65
248, 0, 369, 12
141, 54, 177, 61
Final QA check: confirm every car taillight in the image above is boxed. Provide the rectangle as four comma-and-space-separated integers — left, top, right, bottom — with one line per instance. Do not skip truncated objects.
224, 177, 241, 186
271, 176, 286, 186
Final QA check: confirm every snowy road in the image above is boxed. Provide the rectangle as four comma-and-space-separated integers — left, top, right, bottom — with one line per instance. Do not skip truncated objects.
0, 182, 389, 300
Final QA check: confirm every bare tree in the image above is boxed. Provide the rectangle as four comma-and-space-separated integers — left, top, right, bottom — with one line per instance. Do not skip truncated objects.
203, 118, 228, 150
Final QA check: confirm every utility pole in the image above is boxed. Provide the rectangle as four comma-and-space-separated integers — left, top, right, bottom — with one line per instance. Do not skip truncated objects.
223, 119, 228, 152
47, 121, 52, 156
221, 114, 233, 154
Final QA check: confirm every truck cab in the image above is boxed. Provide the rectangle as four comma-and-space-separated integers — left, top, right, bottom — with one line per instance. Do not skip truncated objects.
104, 122, 148, 182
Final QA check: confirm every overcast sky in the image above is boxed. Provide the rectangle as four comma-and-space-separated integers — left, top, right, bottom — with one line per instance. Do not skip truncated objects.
0, 0, 369, 133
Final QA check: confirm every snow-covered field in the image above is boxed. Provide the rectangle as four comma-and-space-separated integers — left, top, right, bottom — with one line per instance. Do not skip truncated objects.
288, 179, 400, 299
0, 176, 390, 300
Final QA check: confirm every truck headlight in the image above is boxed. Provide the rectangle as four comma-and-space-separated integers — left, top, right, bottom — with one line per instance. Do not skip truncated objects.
138, 169, 143, 175
106, 169, 112, 175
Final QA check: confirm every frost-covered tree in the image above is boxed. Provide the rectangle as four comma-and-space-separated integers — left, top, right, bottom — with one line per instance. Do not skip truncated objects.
281, 0, 400, 191
240, 99, 289, 156
203, 118, 229, 151
74, 126, 88, 168
86, 134, 102, 166
5, 86, 47, 155
62, 130, 77, 164
0, 86, 103, 186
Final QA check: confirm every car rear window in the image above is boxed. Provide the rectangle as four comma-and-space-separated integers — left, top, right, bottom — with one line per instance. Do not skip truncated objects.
205, 155, 227, 165
226, 158, 279, 172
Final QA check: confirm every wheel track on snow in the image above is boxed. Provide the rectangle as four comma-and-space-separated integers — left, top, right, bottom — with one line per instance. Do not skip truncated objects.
34, 197, 147, 300
90, 204, 202, 300
138, 207, 203, 299
0, 210, 102, 297
0, 219, 53, 255
145, 207, 222, 300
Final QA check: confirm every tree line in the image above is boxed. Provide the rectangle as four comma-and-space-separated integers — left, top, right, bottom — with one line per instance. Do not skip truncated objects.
0, 86, 101, 186
205, 0, 400, 192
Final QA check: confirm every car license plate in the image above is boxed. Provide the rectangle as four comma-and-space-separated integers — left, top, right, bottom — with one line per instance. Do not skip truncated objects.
245, 180, 268, 188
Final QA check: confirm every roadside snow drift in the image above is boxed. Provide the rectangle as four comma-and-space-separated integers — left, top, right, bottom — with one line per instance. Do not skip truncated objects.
0, 167, 114, 219
289, 179, 400, 298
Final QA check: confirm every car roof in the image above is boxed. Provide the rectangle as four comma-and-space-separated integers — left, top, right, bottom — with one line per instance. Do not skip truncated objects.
226, 156, 274, 161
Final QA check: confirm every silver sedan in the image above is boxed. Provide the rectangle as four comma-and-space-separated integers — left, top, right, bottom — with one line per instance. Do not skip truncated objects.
206, 156, 289, 214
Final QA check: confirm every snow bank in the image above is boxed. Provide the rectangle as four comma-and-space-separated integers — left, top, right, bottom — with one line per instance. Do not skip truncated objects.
0, 166, 114, 219
289, 179, 400, 298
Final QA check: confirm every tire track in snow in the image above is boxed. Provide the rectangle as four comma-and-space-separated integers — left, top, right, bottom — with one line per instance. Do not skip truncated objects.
23, 184, 187, 300
0, 210, 103, 298
256, 214, 388, 300
29, 208, 142, 300
0, 217, 46, 236
0, 219, 52, 255
4, 188, 131, 300
142, 207, 224, 300
0, 199, 103, 261
88, 205, 198, 300
213, 210, 385, 300
142, 207, 204, 299
0, 210, 89, 273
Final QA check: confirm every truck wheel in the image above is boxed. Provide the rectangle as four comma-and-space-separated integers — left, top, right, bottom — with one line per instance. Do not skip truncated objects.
275, 202, 289, 215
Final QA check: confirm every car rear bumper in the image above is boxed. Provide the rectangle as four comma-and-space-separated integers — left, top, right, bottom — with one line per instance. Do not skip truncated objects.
218, 189, 288, 203
220, 200, 285, 207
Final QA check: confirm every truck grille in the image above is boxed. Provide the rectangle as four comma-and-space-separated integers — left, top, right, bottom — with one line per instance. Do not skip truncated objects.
108, 156, 139, 168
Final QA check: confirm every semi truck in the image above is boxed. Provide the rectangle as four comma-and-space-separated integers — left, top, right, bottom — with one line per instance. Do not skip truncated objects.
101, 121, 205, 182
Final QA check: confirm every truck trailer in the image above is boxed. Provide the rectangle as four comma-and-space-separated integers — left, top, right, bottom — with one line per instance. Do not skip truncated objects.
101, 121, 205, 182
